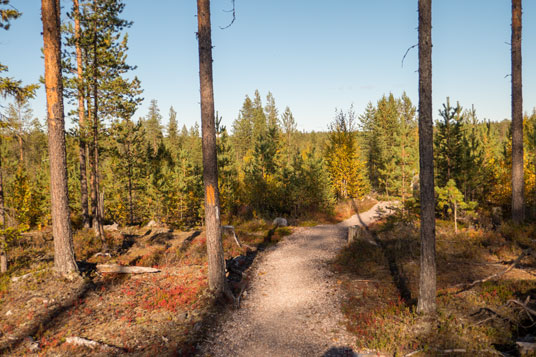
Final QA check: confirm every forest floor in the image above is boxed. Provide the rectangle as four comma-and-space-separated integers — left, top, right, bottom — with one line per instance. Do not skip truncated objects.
2, 198, 536, 356
199, 201, 393, 357
0, 198, 375, 356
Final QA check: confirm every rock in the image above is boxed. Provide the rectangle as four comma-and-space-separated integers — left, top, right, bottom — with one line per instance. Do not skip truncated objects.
103, 222, 119, 231
517, 341, 536, 356
273, 217, 288, 227
147, 220, 158, 227
24, 337, 39, 352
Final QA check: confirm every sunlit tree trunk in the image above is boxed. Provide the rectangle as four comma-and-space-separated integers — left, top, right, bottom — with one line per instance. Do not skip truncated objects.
41, 0, 79, 275
511, 0, 524, 223
417, 0, 436, 315
197, 0, 226, 296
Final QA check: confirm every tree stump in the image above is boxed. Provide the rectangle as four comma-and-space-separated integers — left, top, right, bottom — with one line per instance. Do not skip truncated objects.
347, 225, 376, 246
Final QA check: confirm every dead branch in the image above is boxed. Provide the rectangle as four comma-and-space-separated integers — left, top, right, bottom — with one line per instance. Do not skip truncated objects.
96, 264, 160, 274
507, 298, 536, 317
401, 44, 418, 68
64, 337, 122, 352
222, 225, 242, 248
470, 307, 512, 325
219, 0, 236, 30
455, 249, 530, 294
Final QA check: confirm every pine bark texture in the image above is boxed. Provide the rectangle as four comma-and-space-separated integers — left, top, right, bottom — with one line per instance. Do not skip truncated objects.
196, 0, 226, 296
41, 0, 79, 274
511, 0, 524, 223
417, 0, 436, 314
73, 0, 90, 228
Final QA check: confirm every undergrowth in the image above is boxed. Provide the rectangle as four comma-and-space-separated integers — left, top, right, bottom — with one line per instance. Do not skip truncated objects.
334, 215, 536, 355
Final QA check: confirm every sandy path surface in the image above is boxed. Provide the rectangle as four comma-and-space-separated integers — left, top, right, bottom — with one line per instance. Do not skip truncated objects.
199, 202, 393, 357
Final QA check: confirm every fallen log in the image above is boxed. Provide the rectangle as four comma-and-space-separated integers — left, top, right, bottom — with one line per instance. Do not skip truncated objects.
455, 249, 530, 294
65, 337, 122, 352
96, 264, 160, 274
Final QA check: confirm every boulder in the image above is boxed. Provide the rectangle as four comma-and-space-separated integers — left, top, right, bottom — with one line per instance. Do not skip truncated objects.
273, 217, 288, 227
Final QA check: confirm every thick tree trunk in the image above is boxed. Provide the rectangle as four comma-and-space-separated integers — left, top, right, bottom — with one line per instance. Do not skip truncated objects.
41, 0, 79, 275
511, 0, 524, 223
417, 0, 436, 315
0, 154, 7, 273
197, 0, 227, 296
73, 0, 90, 228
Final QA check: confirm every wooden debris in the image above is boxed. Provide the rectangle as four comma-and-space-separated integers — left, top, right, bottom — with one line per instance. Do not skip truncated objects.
65, 336, 121, 352
96, 264, 160, 274
347, 225, 377, 246
456, 249, 531, 294
222, 225, 242, 248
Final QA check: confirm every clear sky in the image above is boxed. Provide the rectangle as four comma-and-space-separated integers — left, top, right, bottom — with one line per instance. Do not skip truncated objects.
1, 0, 535, 132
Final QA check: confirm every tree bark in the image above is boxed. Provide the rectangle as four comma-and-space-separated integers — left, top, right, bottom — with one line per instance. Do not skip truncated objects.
0, 153, 7, 273
41, 0, 79, 275
197, 0, 227, 296
417, 0, 436, 315
511, 0, 524, 223
73, 0, 90, 228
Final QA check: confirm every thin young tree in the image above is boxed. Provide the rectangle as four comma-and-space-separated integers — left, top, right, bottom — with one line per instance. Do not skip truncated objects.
73, 0, 90, 228
41, 0, 79, 274
417, 0, 436, 314
196, 0, 227, 296
511, 0, 524, 223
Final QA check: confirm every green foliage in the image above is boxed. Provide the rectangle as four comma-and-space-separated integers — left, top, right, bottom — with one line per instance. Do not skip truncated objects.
325, 107, 369, 199
359, 93, 418, 198
434, 97, 465, 187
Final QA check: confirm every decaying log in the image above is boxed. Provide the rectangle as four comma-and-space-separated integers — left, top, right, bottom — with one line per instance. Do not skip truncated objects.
96, 264, 160, 274
65, 336, 121, 352
455, 249, 531, 294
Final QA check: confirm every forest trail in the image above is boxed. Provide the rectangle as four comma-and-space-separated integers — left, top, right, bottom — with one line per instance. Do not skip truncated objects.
199, 201, 394, 357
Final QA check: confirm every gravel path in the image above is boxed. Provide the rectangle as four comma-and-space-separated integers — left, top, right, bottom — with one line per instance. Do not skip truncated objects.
199, 202, 392, 357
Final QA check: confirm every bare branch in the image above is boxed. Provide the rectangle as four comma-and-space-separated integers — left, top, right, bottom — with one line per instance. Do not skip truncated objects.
455, 249, 530, 294
401, 44, 417, 68
219, 0, 236, 30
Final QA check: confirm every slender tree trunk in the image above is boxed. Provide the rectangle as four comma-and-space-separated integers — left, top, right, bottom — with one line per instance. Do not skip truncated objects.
73, 0, 90, 228
126, 140, 134, 225
417, 0, 436, 315
454, 202, 458, 234
41, 0, 79, 275
17, 135, 23, 163
0, 154, 7, 273
511, 0, 524, 223
87, 96, 97, 228
197, 0, 227, 296
91, 0, 105, 249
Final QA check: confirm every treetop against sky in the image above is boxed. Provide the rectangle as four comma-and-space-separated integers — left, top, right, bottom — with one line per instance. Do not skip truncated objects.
1, 0, 535, 131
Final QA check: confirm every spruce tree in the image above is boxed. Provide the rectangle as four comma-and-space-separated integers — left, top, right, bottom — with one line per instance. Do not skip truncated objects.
434, 97, 465, 187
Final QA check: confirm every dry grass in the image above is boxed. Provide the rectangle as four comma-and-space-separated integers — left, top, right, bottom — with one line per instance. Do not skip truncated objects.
0, 218, 288, 356
333, 217, 536, 355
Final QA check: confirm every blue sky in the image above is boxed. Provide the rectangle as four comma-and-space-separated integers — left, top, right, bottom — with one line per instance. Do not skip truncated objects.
1, 0, 535, 132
